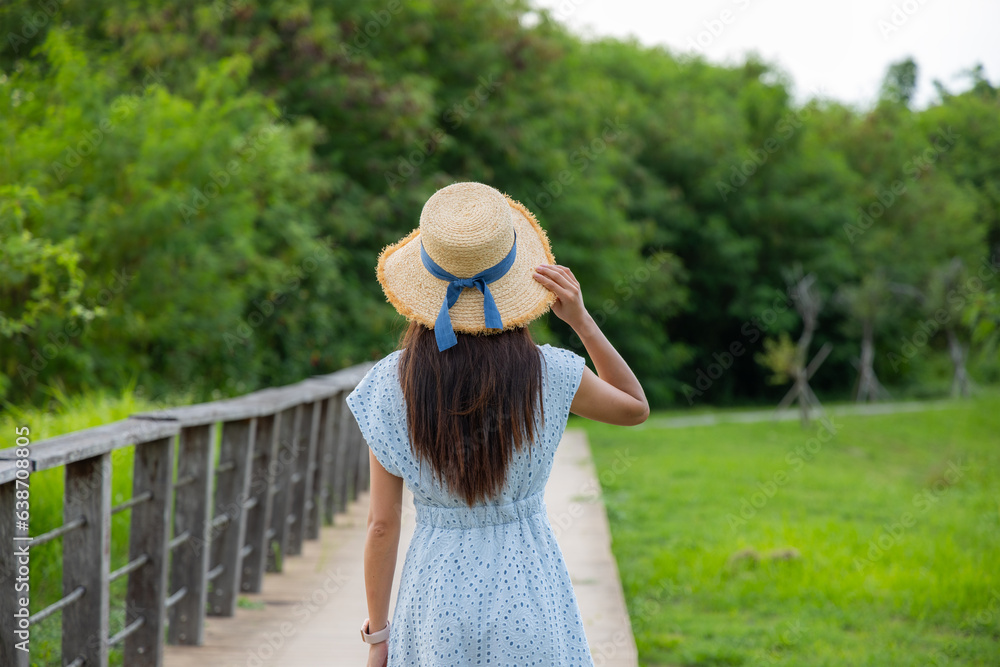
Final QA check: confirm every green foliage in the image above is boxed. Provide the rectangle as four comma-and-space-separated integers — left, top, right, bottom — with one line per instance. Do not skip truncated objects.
0, 185, 99, 338
1, 28, 352, 405
881, 57, 919, 106
965, 289, 1000, 350
756, 333, 797, 385
0, 0, 997, 409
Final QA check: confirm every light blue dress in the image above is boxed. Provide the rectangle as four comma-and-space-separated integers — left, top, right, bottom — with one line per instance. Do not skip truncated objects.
347, 343, 595, 666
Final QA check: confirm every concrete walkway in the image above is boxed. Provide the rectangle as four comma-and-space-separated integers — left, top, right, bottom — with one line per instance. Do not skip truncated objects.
164, 429, 637, 667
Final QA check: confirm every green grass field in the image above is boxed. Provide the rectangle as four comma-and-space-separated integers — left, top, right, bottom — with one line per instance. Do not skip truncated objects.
580, 396, 1000, 667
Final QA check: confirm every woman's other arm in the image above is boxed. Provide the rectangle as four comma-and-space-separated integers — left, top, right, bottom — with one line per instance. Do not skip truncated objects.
363, 451, 403, 667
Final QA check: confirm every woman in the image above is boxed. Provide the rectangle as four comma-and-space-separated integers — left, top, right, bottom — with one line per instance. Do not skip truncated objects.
347, 181, 648, 666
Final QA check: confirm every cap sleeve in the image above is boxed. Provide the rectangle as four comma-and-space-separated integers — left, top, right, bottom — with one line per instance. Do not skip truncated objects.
346, 351, 405, 478
539, 344, 587, 428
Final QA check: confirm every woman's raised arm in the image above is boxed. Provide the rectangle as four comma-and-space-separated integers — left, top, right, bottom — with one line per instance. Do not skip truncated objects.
532, 264, 649, 426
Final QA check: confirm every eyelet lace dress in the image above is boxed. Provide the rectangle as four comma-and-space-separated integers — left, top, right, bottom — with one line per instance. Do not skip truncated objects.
346, 343, 595, 666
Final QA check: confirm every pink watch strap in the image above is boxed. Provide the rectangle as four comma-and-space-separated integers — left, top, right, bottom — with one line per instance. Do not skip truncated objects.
360, 618, 391, 644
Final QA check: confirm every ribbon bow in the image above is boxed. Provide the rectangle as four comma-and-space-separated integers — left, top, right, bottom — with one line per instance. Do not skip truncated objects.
420, 232, 518, 351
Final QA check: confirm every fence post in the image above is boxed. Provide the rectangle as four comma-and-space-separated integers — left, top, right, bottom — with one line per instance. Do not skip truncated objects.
333, 396, 354, 513
287, 402, 318, 556
241, 413, 278, 593
0, 471, 31, 667
307, 398, 332, 539
208, 418, 256, 616
124, 434, 175, 665
167, 424, 215, 645
267, 406, 300, 572
62, 453, 111, 667
321, 393, 343, 525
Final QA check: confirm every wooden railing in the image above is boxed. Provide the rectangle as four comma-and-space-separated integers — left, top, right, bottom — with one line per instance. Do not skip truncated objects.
0, 362, 373, 666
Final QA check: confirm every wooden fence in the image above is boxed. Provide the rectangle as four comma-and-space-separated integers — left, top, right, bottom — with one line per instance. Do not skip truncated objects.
0, 362, 373, 666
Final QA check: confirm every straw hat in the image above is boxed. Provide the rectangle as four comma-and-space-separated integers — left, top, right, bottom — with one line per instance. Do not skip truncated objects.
377, 182, 556, 347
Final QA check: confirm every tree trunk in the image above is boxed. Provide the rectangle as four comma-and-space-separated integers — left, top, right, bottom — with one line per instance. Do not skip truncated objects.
946, 327, 971, 397
794, 370, 808, 427
856, 319, 878, 403
795, 325, 814, 426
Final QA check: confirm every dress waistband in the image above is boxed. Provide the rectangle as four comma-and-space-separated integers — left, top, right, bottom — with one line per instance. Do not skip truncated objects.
414, 491, 546, 529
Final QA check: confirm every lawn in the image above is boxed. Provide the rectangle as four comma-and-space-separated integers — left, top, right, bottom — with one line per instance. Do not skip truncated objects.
579, 396, 1000, 667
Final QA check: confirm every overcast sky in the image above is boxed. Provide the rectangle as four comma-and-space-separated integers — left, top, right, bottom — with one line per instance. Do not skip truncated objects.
530, 0, 1000, 108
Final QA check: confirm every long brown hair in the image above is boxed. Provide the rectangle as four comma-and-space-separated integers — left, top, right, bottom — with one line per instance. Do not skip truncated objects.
398, 321, 544, 506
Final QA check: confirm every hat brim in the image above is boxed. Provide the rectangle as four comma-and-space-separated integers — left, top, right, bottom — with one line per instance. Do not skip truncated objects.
377, 195, 557, 334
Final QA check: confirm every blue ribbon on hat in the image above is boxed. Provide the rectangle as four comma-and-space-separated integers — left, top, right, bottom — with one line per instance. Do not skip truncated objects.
420, 232, 518, 351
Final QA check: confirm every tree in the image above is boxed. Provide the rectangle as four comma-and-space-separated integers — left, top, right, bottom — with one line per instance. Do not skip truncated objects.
0, 0, 996, 410
924, 259, 975, 397
880, 57, 918, 107
1, 29, 338, 403
836, 273, 894, 403
757, 268, 831, 426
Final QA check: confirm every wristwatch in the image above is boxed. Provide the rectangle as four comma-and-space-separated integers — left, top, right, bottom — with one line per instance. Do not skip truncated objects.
360, 618, 391, 644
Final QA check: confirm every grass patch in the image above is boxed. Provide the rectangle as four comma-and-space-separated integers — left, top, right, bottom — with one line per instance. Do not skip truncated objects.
580, 394, 1000, 667
237, 596, 266, 611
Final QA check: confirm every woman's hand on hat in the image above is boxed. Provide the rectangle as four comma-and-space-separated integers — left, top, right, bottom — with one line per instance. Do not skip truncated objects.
532, 264, 592, 332
536, 264, 649, 425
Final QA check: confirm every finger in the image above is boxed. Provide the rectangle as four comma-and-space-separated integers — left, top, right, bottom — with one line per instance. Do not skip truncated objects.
532, 269, 571, 300
547, 264, 578, 289
535, 265, 571, 289
546, 265, 580, 295
532, 267, 563, 289
553, 265, 579, 288
542, 269, 574, 298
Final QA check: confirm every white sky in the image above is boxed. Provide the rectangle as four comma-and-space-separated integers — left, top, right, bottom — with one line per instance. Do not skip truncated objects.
530, 0, 1000, 108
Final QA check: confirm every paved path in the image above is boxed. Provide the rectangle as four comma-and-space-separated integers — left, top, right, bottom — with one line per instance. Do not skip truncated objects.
164, 429, 637, 667
647, 399, 957, 429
